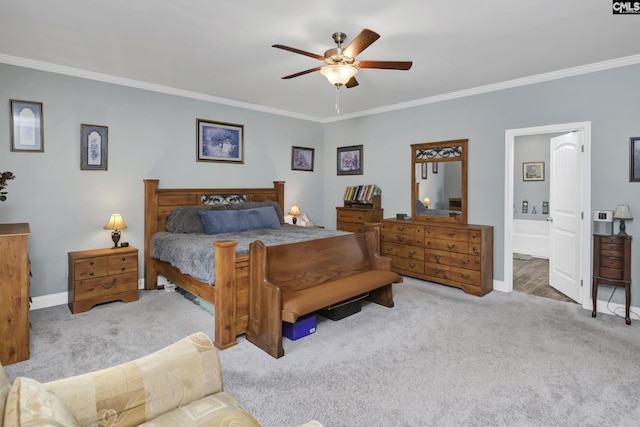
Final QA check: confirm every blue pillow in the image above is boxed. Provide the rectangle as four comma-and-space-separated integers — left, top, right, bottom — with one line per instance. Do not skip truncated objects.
199, 206, 281, 234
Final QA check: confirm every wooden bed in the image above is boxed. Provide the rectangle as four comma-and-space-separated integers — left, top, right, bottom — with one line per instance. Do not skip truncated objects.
143, 179, 285, 350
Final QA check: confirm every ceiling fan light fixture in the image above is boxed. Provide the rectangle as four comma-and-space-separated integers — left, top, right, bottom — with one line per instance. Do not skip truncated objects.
320, 64, 358, 86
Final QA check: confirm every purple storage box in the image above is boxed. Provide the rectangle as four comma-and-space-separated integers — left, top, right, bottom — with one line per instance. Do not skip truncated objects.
282, 313, 316, 340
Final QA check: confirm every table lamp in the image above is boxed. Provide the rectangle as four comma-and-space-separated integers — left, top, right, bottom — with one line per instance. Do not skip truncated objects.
288, 205, 301, 224
104, 214, 128, 248
614, 205, 632, 237
422, 197, 430, 208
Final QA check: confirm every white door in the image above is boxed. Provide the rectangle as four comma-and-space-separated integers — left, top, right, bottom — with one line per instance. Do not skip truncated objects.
548, 132, 582, 302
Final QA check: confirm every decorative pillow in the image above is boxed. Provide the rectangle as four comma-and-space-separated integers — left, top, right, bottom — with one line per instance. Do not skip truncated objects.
3, 377, 81, 426
0, 365, 10, 424
199, 206, 281, 235
229, 200, 285, 224
165, 205, 228, 233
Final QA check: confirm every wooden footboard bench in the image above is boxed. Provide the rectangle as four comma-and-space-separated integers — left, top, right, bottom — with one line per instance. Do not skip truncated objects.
247, 229, 403, 358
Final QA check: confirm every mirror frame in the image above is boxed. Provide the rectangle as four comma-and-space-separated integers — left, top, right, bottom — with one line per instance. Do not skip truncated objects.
411, 139, 468, 224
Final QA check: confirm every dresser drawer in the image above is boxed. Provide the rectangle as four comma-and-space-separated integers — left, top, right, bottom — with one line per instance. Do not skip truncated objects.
388, 255, 424, 274
381, 221, 424, 236
381, 242, 424, 260
336, 208, 381, 223
426, 239, 469, 254
424, 262, 450, 280
337, 222, 366, 233
74, 272, 138, 301
599, 248, 623, 259
381, 231, 423, 246
598, 267, 624, 280
425, 226, 470, 242
74, 258, 109, 279
599, 257, 624, 269
449, 266, 481, 286
108, 253, 138, 275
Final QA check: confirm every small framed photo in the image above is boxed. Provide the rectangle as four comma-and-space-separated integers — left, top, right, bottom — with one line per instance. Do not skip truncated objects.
291, 146, 314, 171
197, 119, 244, 163
421, 163, 428, 179
523, 161, 544, 181
337, 144, 363, 175
630, 137, 640, 182
81, 124, 108, 171
432, 162, 439, 174
10, 100, 44, 152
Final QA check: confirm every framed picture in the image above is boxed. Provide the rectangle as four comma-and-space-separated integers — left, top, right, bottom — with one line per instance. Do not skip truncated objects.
10, 99, 44, 152
421, 163, 428, 179
630, 136, 640, 182
432, 162, 439, 174
337, 144, 363, 175
81, 124, 108, 171
197, 119, 244, 163
291, 146, 314, 171
523, 161, 544, 181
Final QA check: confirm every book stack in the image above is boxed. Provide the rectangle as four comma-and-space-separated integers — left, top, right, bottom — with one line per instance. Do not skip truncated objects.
343, 184, 382, 204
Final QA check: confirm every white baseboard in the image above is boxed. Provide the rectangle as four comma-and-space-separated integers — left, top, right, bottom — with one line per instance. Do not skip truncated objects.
30, 292, 68, 310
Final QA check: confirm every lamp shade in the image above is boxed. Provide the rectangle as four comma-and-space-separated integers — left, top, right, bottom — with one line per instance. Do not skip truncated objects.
104, 214, 128, 231
320, 64, 358, 86
288, 205, 301, 216
423, 197, 431, 206
614, 205, 633, 220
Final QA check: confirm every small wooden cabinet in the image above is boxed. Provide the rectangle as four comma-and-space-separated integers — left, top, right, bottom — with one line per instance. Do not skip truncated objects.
68, 246, 139, 314
381, 219, 493, 296
0, 223, 31, 365
336, 207, 384, 233
592, 235, 632, 324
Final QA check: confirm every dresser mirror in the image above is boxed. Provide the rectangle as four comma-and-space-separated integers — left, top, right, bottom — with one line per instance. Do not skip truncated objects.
411, 139, 468, 224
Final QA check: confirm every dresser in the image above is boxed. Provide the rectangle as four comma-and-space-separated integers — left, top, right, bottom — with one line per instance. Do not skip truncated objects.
68, 246, 139, 314
0, 223, 31, 365
381, 219, 493, 296
592, 235, 632, 325
336, 207, 383, 233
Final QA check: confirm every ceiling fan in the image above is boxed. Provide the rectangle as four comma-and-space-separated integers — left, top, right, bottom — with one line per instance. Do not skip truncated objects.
272, 29, 413, 89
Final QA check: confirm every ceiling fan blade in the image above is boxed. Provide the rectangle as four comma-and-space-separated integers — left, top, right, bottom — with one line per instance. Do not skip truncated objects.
345, 76, 359, 88
281, 67, 322, 79
357, 60, 413, 70
343, 29, 380, 58
272, 44, 324, 61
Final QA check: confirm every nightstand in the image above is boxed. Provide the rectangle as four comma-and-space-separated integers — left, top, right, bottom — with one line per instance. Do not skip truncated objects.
592, 235, 632, 325
68, 246, 139, 314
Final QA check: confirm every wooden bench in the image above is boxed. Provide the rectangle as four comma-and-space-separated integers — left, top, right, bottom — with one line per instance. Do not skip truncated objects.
246, 229, 403, 358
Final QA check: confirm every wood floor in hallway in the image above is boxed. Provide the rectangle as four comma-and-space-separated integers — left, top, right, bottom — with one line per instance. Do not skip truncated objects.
513, 257, 575, 303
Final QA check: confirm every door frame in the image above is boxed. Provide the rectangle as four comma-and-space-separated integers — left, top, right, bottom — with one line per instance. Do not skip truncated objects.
503, 122, 592, 310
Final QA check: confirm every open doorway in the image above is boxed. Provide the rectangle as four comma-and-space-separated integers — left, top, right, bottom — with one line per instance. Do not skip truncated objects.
504, 122, 592, 311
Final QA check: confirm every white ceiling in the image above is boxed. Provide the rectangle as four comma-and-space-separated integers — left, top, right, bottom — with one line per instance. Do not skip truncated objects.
1, 0, 640, 121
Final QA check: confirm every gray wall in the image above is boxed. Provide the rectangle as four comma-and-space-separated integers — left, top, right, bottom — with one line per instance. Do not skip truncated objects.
2, 61, 640, 309
513, 134, 554, 220
0, 63, 324, 298
324, 64, 640, 307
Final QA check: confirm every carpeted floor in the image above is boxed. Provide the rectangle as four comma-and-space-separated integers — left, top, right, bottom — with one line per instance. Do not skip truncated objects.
6, 278, 640, 427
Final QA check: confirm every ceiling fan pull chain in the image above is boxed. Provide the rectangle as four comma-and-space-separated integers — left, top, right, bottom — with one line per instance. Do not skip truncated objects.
335, 86, 340, 114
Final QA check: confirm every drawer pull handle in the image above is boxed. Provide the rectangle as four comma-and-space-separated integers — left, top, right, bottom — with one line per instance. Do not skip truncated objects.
408, 251, 416, 256
89, 261, 94, 265
409, 263, 416, 268
89, 272, 94, 276
435, 269, 443, 274
387, 247, 394, 252
397, 226, 405, 231
447, 244, 456, 249
102, 280, 116, 289
433, 255, 440, 260
121, 257, 126, 261
447, 232, 456, 237
358, 216, 364, 220
121, 267, 126, 271
462, 259, 471, 264
396, 236, 405, 242
461, 274, 470, 279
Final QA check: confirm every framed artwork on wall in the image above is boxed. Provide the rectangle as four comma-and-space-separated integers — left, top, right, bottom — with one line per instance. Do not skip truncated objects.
291, 146, 314, 171
81, 124, 108, 171
421, 163, 428, 179
10, 99, 44, 152
337, 144, 363, 175
523, 161, 544, 181
630, 136, 640, 182
197, 119, 244, 163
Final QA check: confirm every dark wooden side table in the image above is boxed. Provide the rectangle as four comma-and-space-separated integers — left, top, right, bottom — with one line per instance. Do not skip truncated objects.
592, 235, 632, 325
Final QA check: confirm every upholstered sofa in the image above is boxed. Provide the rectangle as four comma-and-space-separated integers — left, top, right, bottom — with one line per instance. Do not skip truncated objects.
0, 332, 323, 426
